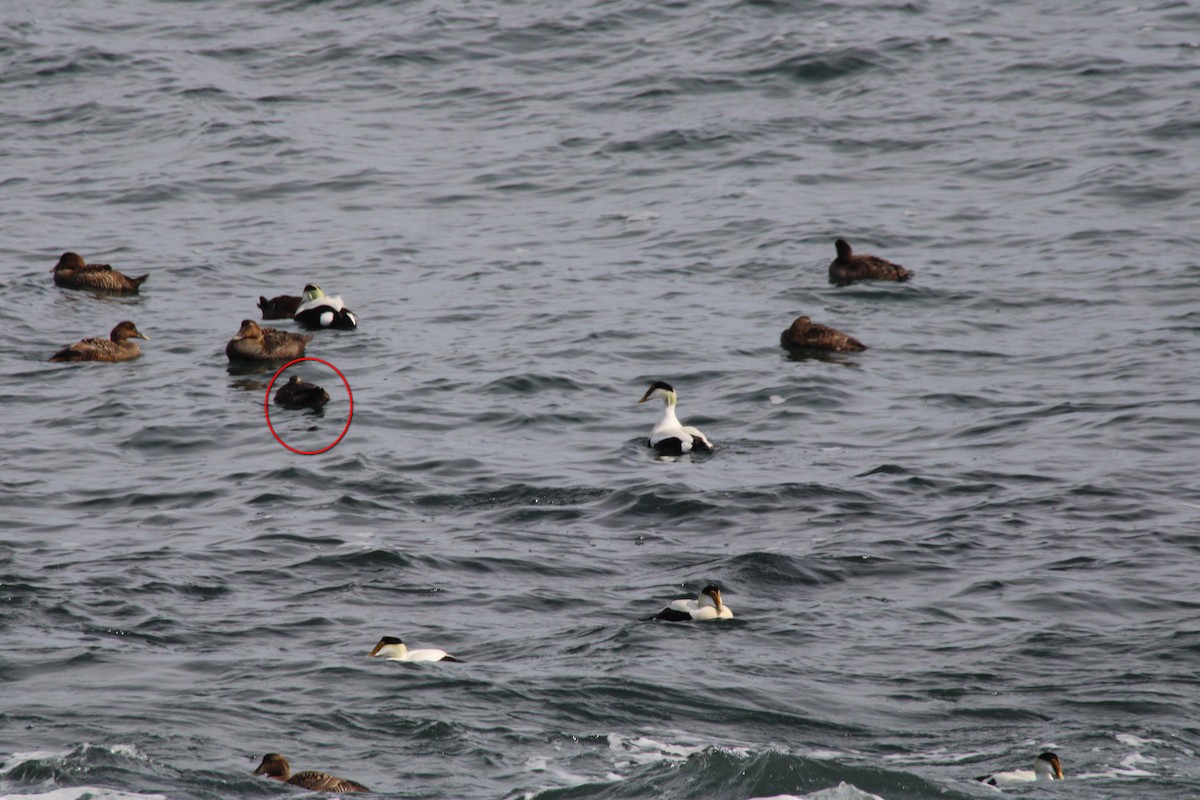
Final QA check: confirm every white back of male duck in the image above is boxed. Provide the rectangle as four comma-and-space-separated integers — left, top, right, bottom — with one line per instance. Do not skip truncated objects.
294, 283, 359, 330
828, 239, 912, 285
638, 381, 714, 455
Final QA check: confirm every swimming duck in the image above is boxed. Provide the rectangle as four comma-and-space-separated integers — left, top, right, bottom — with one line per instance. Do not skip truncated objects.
638, 381, 713, 455
368, 636, 461, 663
780, 315, 867, 352
258, 294, 302, 320
274, 375, 331, 409
252, 753, 370, 793
49, 321, 149, 363
294, 284, 358, 330
977, 752, 1064, 786
50, 252, 148, 293
654, 585, 733, 621
226, 320, 312, 362
828, 239, 912, 285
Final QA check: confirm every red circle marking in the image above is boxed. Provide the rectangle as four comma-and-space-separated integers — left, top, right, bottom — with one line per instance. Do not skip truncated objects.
264, 357, 354, 455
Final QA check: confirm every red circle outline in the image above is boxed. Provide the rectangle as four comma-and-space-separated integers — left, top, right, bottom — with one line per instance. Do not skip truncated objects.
264, 357, 354, 455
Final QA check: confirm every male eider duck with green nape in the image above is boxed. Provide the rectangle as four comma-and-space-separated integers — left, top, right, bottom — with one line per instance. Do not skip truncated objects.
977, 751, 1063, 786
654, 585, 733, 621
294, 284, 358, 330
50, 321, 149, 363
639, 381, 713, 455
368, 636, 461, 662
252, 753, 370, 793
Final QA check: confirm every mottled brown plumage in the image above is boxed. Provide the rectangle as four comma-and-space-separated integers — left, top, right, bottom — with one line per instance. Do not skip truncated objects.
252, 753, 370, 793
780, 315, 867, 352
226, 320, 311, 362
274, 374, 331, 409
51, 252, 148, 293
50, 321, 149, 362
258, 294, 303, 320
828, 239, 912, 285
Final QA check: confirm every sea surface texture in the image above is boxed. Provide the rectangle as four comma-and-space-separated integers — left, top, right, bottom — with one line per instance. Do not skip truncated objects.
2, 0, 1199, 798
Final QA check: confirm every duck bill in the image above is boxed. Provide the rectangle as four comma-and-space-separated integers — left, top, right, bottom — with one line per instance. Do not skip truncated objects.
711, 589, 723, 612
367, 641, 385, 658
638, 388, 655, 403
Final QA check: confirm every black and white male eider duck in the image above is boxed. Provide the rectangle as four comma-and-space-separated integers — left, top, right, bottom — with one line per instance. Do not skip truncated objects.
226, 320, 312, 362
654, 585, 733, 621
257, 294, 302, 320
49, 321, 149, 363
50, 252, 148, 293
274, 375, 331, 409
977, 752, 1064, 786
294, 284, 358, 330
252, 753, 370, 793
638, 381, 713, 455
828, 239, 913, 285
368, 635, 461, 663
780, 315, 867, 352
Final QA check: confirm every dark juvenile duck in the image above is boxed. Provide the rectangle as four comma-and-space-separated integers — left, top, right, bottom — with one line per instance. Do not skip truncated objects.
294, 284, 358, 330
258, 294, 302, 320
828, 239, 912, 285
226, 320, 312, 362
50, 321, 149, 362
252, 753, 370, 793
51, 252, 148, 293
780, 315, 867, 352
274, 375, 331, 409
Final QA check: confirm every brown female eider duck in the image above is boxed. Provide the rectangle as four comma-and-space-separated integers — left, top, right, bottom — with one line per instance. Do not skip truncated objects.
252, 753, 370, 793
274, 375, 331, 409
638, 381, 714, 455
368, 635, 462, 662
226, 320, 312, 362
49, 321, 149, 362
828, 239, 912, 285
294, 284, 358, 330
51, 252, 148, 293
780, 315, 867, 352
654, 585, 733, 622
258, 294, 302, 320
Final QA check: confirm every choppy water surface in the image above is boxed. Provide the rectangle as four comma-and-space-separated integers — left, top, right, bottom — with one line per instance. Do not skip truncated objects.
2, 1, 1200, 798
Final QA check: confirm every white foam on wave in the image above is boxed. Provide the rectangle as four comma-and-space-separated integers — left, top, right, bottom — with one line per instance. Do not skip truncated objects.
1, 789, 170, 800
753, 782, 886, 800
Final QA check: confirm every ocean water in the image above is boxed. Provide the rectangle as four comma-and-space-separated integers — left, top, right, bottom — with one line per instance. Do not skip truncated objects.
2, 0, 1199, 798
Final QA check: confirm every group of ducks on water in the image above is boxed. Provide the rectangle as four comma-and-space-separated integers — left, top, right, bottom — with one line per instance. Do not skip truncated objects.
47, 251, 358, 408
47, 245, 1064, 791
46, 237, 901, 364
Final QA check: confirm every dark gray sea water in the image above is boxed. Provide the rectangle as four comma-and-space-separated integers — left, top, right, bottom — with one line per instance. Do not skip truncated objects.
3, 1, 1200, 798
